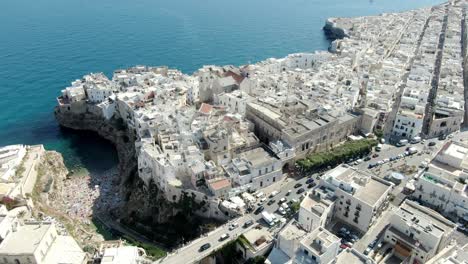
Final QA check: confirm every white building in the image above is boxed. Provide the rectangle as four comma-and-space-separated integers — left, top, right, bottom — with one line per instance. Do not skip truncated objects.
383, 200, 456, 263
0, 145, 26, 182
218, 90, 253, 115
0, 222, 86, 264
392, 109, 424, 139
298, 190, 335, 232
412, 141, 468, 221
319, 165, 393, 232
223, 147, 283, 190
293, 227, 340, 264
60, 84, 86, 104
335, 248, 376, 264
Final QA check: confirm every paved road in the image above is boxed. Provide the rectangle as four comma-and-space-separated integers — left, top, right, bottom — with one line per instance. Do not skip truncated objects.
157, 175, 315, 264
157, 215, 255, 264
156, 130, 468, 263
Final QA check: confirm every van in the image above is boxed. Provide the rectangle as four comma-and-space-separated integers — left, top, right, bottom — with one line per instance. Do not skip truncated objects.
396, 139, 408, 147
410, 136, 421, 144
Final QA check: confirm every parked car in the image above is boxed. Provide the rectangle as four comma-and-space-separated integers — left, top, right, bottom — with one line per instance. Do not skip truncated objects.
364, 247, 372, 255
278, 207, 286, 215
296, 188, 305, 194
199, 243, 211, 252
368, 163, 375, 169
438, 134, 447, 140
269, 191, 279, 198
243, 220, 254, 228
286, 190, 292, 196
372, 153, 379, 158
219, 233, 230, 241
228, 223, 238, 230
267, 200, 275, 206
428, 141, 436, 147
260, 197, 267, 203
254, 206, 264, 215
307, 182, 316, 188
279, 197, 287, 203
306, 178, 314, 184
364, 156, 371, 161
294, 183, 302, 188
340, 244, 350, 249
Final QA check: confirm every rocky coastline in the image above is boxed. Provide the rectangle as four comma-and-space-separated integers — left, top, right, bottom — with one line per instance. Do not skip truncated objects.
54, 103, 217, 247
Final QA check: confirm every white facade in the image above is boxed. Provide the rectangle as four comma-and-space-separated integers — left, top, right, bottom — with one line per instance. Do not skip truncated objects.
392, 109, 424, 139
294, 227, 340, 264
319, 165, 392, 232
383, 201, 456, 263
224, 147, 283, 190
218, 90, 253, 116
0, 222, 86, 264
298, 190, 335, 232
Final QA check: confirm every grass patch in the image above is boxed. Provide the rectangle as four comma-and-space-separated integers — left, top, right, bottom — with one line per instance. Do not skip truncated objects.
123, 236, 167, 260
90, 218, 118, 241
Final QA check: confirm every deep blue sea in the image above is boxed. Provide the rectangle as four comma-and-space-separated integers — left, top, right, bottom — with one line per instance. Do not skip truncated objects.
0, 0, 444, 173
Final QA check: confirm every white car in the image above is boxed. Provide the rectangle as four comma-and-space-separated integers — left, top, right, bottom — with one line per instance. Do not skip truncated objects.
228, 223, 238, 230
219, 233, 230, 241
278, 207, 286, 215
279, 197, 287, 203
260, 197, 267, 203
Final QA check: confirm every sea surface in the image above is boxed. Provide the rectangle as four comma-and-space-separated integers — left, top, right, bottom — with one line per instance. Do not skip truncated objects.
0, 0, 445, 173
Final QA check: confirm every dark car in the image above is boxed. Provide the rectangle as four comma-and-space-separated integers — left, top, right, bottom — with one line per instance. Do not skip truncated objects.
296, 188, 305, 194
428, 141, 436, 147
307, 182, 316, 189
199, 243, 211, 252
368, 163, 375, 169
267, 200, 275, 206
243, 220, 254, 228
294, 183, 303, 188
306, 178, 314, 184
438, 134, 447, 140
364, 156, 371, 161
254, 206, 264, 215
372, 153, 379, 158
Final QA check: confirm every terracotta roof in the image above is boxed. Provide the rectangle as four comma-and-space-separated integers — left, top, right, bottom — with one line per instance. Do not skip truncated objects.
224, 70, 245, 84
209, 178, 231, 190
199, 103, 213, 115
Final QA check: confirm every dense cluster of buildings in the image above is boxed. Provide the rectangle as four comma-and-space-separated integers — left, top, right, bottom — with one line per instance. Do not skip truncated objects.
56, 1, 467, 220
48, 1, 468, 263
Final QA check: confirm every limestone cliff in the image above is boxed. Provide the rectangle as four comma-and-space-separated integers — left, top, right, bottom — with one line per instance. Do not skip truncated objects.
34, 150, 68, 204
54, 104, 177, 225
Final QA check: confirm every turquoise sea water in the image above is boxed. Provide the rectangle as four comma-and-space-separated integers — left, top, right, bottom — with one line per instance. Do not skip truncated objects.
0, 0, 444, 172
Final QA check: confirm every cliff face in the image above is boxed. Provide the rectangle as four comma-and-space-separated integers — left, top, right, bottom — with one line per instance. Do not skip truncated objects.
54, 104, 175, 224
54, 105, 136, 185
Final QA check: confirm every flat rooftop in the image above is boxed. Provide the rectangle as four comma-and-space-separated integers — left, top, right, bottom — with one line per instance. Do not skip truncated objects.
279, 221, 306, 241
395, 201, 455, 237
354, 178, 392, 206
0, 222, 52, 255
335, 248, 375, 264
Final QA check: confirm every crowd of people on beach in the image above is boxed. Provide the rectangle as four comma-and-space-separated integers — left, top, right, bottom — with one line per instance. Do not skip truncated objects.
55, 167, 121, 224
